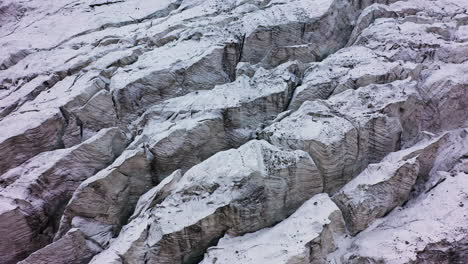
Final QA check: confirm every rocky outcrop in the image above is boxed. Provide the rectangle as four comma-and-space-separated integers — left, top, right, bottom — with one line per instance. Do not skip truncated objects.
411, 237, 468, 264
328, 128, 468, 263
419, 63, 468, 133
349, 1, 468, 64
133, 62, 301, 178
55, 148, 154, 248
340, 164, 468, 264
289, 46, 421, 109
0, 110, 65, 176
200, 193, 346, 264
0, 128, 128, 264
18, 229, 101, 264
89, 140, 322, 264
0, 71, 121, 175
332, 134, 447, 235
54, 62, 302, 251
262, 79, 421, 193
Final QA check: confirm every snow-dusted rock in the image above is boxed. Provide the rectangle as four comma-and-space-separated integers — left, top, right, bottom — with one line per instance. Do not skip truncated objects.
24, 170, 184, 264
0, 0, 376, 177
332, 134, 447, 235
262, 79, 422, 193
0, 0, 390, 126
200, 193, 345, 264
0, 110, 65, 176
350, 0, 468, 64
340, 165, 468, 264
1, 0, 468, 263
109, 42, 241, 123
17, 229, 101, 264
411, 237, 468, 264
138, 62, 300, 128
0, 0, 181, 71
326, 127, 468, 263
419, 63, 468, 133
0, 128, 127, 264
130, 62, 301, 177
0, 71, 122, 175
134, 112, 231, 180
89, 140, 322, 264
289, 46, 421, 110
53, 62, 302, 252
55, 148, 154, 247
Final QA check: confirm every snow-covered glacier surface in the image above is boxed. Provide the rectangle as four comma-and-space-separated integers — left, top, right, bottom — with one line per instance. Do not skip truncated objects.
0, 0, 467, 263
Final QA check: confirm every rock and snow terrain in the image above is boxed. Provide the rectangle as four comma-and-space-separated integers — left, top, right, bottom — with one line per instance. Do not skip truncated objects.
0, 0, 467, 263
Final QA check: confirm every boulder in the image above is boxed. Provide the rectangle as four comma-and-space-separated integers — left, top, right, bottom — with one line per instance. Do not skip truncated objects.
200, 193, 346, 264
332, 134, 447, 235
0, 128, 128, 264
